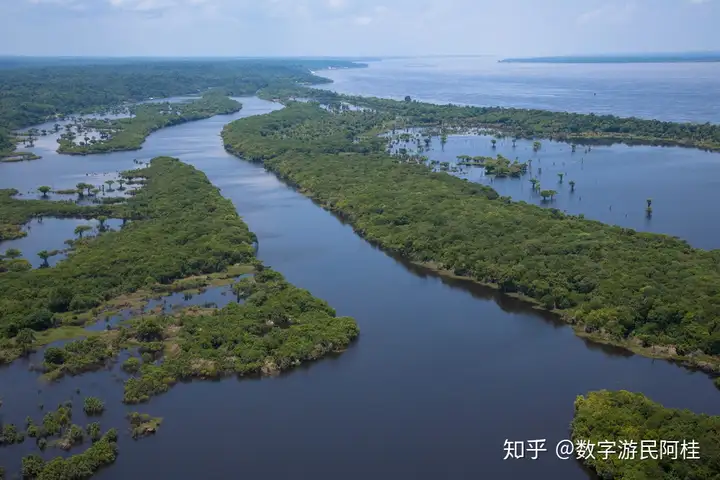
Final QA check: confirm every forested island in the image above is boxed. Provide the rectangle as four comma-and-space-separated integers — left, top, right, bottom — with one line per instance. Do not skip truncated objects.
572, 391, 720, 479
222, 97, 720, 380
270, 88, 720, 152
57, 93, 241, 155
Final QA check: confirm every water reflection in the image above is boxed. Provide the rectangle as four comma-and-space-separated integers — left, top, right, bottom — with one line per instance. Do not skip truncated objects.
390, 132, 720, 249
0, 218, 123, 268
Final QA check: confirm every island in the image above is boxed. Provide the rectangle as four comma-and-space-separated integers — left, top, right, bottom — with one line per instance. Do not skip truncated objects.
222, 89, 720, 381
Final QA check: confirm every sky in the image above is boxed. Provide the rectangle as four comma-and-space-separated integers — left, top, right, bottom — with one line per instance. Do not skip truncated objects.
1, 0, 718, 57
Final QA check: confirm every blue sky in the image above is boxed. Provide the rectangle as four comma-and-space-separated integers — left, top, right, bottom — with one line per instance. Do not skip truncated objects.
1, 0, 718, 57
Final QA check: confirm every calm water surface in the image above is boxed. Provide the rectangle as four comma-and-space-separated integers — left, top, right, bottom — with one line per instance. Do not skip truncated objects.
1, 97, 718, 480
0, 218, 123, 268
321, 56, 720, 123
400, 133, 720, 249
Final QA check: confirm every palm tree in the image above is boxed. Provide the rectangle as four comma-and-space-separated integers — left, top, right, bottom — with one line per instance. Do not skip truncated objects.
569, 180, 576, 192
74, 225, 92, 239
38, 250, 50, 268
38, 186, 52, 198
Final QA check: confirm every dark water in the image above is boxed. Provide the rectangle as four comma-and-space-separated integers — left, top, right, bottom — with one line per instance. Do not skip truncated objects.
0, 218, 123, 268
320, 56, 720, 123
400, 133, 720, 250
1, 97, 718, 480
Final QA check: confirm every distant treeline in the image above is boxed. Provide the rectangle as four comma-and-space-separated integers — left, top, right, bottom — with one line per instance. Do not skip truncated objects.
0, 59, 361, 153
278, 87, 720, 151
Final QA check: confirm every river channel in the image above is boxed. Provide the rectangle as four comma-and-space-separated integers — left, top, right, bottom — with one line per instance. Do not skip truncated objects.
1, 97, 718, 480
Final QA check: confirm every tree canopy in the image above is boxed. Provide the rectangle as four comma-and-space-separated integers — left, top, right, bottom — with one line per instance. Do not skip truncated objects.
572, 390, 720, 479
222, 102, 720, 375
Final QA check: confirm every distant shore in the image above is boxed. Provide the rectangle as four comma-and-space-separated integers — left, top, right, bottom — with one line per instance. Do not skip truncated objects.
500, 53, 720, 64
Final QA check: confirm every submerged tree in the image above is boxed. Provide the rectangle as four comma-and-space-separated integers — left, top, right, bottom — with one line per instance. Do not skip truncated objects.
491, 139, 497, 149
105, 180, 115, 191
38, 250, 51, 268
38, 186, 52, 198
74, 225, 93, 239
529, 178, 540, 191
557, 173, 564, 183
533, 141, 542, 152
569, 180, 576, 192
97, 216, 108, 232
512, 138, 517, 148
571, 143, 577, 153
540, 189, 557, 201
646, 198, 652, 209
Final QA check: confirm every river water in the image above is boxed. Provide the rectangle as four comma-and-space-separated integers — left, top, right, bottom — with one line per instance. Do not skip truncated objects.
1, 92, 719, 480
321, 56, 720, 123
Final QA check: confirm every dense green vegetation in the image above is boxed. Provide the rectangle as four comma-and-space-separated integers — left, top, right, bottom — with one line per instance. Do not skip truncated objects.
0, 157, 257, 359
57, 93, 241, 155
121, 268, 358, 403
222, 102, 720, 374
23, 429, 118, 479
271, 87, 720, 152
0, 58, 362, 154
82, 397, 105, 416
572, 391, 720, 479
127, 413, 162, 439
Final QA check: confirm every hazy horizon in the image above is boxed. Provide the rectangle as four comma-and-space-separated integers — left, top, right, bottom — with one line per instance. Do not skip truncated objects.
1, 0, 718, 57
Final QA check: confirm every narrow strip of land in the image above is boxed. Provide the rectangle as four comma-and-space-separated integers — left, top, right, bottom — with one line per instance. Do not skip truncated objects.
222, 100, 720, 381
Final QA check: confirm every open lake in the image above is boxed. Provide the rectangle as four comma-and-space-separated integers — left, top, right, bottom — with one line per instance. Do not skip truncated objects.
1, 59, 720, 480
321, 56, 720, 123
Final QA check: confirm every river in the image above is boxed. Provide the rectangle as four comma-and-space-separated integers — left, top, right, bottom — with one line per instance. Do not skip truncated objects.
320, 56, 720, 123
1, 95, 718, 480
